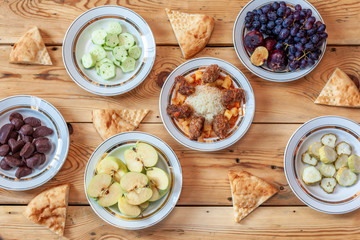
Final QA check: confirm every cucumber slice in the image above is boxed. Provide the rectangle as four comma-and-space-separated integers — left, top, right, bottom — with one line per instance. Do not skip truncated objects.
103, 45, 114, 51
301, 152, 318, 166
99, 62, 116, 80
320, 177, 337, 193
107, 22, 122, 35
120, 57, 136, 73
113, 46, 128, 62
119, 33, 135, 50
319, 145, 337, 163
321, 133, 337, 148
81, 53, 96, 69
128, 45, 141, 60
113, 59, 121, 67
308, 142, 322, 159
335, 154, 349, 170
336, 141, 352, 155
91, 29, 107, 45
105, 33, 120, 48
336, 167, 357, 187
348, 154, 360, 173
90, 45, 107, 62
302, 166, 322, 185
319, 163, 336, 177
95, 58, 112, 75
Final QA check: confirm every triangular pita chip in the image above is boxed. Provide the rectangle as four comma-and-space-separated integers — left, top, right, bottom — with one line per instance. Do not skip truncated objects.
24, 184, 70, 236
92, 109, 149, 140
228, 169, 278, 223
9, 26, 52, 65
315, 68, 360, 107
165, 8, 215, 59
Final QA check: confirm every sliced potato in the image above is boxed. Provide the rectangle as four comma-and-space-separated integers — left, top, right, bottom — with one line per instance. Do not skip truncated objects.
308, 142, 322, 159
336, 167, 357, 187
320, 177, 337, 193
319, 163, 336, 177
348, 154, 360, 173
321, 133, 337, 148
335, 154, 349, 170
336, 141, 352, 155
319, 146, 337, 163
302, 166, 322, 185
301, 152, 318, 166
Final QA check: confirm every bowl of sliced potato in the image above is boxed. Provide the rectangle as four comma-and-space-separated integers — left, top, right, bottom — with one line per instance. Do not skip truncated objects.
84, 132, 182, 229
284, 116, 360, 214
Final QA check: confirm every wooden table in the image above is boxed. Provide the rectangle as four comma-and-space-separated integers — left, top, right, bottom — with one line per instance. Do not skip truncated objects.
0, 0, 360, 239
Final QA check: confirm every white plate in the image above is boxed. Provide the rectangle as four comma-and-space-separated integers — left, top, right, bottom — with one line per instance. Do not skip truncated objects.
63, 5, 156, 96
159, 57, 255, 151
0, 95, 69, 191
284, 116, 360, 214
84, 132, 182, 230
233, 0, 327, 82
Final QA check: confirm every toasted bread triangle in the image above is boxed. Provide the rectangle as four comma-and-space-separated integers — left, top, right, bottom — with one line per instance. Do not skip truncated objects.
228, 169, 278, 223
92, 109, 149, 140
315, 68, 360, 108
165, 8, 214, 59
24, 184, 70, 236
9, 26, 52, 65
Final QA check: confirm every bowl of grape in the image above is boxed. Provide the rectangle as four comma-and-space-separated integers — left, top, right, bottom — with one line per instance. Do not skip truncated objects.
233, 0, 328, 82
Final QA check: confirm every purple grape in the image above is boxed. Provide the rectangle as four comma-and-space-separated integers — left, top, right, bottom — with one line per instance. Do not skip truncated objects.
259, 14, 268, 23
304, 22, 313, 30
252, 21, 261, 30
309, 51, 319, 60
315, 21, 322, 28
262, 4, 271, 14
285, 36, 294, 44
297, 29, 306, 38
282, 17, 293, 28
266, 29, 273, 35
285, 7, 292, 17
294, 36, 301, 43
289, 61, 299, 71
293, 11, 301, 21
245, 16, 253, 22
307, 28, 317, 36
257, 9, 263, 15
254, 15, 260, 21
290, 26, 299, 36
300, 10, 307, 19
275, 18, 283, 25
288, 45, 296, 54
320, 32, 328, 39
295, 43, 304, 52
260, 24, 267, 33
273, 25, 282, 35
245, 22, 252, 29
279, 1, 286, 8
310, 34, 320, 44
246, 12, 255, 18
299, 19, 305, 24
279, 28, 290, 39
277, 7, 286, 17
267, 12, 277, 21
267, 21, 275, 29
306, 9, 312, 17
294, 22, 301, 28
307, 58, 315, 66
288, 54, 295, 61
272, 2, 280, 10
300, 37, 307, 44
308, 16, 316, 24
295, 4, 302, 11
304, 42, 314, 51
317, 24, 326, 33
274, 42, 284, 50
299, 58, 308, 69
252, 9, 258, 15
295, 51, 302, 59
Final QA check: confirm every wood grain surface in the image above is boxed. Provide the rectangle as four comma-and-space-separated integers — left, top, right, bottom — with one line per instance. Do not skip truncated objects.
1, 206, 360, 240
0, 46, 359, 123
0, 123, 300, 206
0, 0, 359, 45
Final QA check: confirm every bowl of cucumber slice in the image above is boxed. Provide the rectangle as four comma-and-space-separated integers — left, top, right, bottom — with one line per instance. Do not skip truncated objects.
284, 116, 360, 214
63, 5, 156, 96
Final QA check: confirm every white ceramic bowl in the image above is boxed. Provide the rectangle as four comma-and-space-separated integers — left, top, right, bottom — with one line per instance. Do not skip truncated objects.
284, 116, 360, 214
0, 95, 69, 191
159, 57, 255, 151
63, 5, 156, 96
84, 132, 182, 229
233, 0, 327, 82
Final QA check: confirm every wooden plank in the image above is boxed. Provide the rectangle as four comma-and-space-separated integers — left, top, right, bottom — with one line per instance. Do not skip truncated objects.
0, 122, 300, 206
0, 46, 360, 123
0, 0, 359, 45
1, 205, 359, 239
